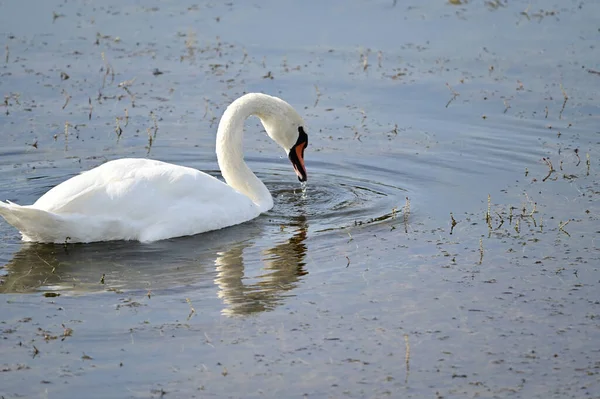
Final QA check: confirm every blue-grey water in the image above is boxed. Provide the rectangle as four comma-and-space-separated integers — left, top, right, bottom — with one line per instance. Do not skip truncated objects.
1, 0, 599, 398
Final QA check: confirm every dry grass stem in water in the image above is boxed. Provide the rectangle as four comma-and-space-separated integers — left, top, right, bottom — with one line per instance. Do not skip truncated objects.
64, 121, 71, 151
479, 238, 484, 265
586, 153, 590, 176
404, 334, 410, 383
146, 128, 154, 155
542, 157, 555, 182
314, 85, 321, 107
100, 52, 115, 89
186, 298, 196, 320
150, 111, 159, 137
445, 82, 459, 108
559, 83, 568, 120
485, 194, 492, 229
115, 117, 122, 138
574, 148, 581, 166
203, 98, 209, 119
61, 89, 71, 110
403, 197, 410, 233
121, 86, 136, 108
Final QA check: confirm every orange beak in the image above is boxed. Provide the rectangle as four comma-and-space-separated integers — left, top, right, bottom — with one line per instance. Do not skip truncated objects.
289, 128, 308, 182
291, 141, 307, 182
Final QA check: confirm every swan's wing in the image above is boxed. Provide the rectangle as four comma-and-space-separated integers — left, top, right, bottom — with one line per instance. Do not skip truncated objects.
31, 158, 259, 239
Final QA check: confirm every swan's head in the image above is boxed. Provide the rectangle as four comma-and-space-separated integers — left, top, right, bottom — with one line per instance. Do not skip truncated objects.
257, 98, 308, 182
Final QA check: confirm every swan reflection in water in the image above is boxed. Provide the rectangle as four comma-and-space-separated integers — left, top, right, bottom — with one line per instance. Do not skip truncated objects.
214, 215, 308, 316
0, 216, 309, 316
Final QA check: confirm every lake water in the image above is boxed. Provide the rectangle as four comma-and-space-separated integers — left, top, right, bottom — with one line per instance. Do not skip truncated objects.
1, 0, 599, 398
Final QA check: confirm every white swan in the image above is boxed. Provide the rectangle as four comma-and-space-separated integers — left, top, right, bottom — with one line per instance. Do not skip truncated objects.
0, 93, 308, 243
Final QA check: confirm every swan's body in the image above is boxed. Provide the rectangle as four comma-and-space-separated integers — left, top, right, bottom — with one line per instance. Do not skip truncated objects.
0, 93, 308, 243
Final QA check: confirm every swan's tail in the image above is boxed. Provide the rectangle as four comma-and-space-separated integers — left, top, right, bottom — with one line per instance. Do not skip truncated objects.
0, 201, 66, 243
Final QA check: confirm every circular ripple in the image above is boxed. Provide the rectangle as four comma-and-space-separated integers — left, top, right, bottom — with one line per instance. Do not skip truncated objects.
261, 161, 407, 232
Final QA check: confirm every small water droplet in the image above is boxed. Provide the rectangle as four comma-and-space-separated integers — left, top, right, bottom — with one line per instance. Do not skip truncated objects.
300, 181, 308, 199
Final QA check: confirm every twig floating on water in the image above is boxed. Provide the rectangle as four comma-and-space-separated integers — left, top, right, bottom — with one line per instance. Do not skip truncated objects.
558, 219, 571, 237
61, 324, 73, 340
494, 211, 504, 230
52, 11, 65, 22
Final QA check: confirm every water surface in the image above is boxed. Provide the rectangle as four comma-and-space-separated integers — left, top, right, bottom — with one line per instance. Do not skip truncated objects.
1, 0, 599, 398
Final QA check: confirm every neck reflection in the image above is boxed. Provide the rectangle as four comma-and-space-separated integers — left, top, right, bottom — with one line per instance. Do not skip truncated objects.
214, 215, 308, 316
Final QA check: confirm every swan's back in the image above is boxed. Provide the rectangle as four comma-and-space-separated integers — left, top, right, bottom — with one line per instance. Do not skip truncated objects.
1, 158, 260, 243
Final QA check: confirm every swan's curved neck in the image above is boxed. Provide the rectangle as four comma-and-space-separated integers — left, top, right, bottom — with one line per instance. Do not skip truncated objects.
216, 94, 275, 212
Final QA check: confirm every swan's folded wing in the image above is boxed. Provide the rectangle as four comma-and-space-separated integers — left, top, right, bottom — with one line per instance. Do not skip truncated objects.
31, 158, 257, 222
